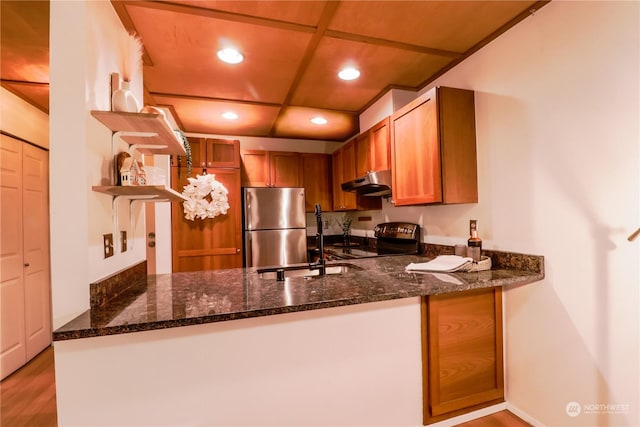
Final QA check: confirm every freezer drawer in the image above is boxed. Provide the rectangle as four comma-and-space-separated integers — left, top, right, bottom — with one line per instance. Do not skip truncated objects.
244, 228, 308, 268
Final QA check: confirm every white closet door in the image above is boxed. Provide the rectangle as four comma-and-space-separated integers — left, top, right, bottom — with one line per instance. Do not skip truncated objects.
0, 135, 51, 380
22, 143, 50, 360
0, 135, 26, 379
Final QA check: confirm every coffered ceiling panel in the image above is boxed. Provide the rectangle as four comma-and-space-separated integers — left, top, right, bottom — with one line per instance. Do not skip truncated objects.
329, 1, 540, 53
126, 2, 313, 103
274, 106, 357, 141
291, 36, 455, 112
1, 0, 550, 142
153, 94, 281, 136
172, 1, 328, 27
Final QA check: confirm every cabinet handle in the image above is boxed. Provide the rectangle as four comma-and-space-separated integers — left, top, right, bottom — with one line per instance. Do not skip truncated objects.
24, 262, 30, 267
236, 248, 241, 253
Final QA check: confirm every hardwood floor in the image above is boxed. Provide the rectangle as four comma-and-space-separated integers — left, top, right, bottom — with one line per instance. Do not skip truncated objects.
0, 346, 528, 427
455, 410, 531, 427
1, 346, 57, 426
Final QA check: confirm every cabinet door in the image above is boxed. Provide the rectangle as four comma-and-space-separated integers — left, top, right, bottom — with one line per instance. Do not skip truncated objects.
187, 137, 207, 170
355, 132, 371, 177
171, 167, 242, 271
370, 117, 390, 172
206, 139, 240, 168
422, 288, 504, 422
241, 150, 270, 187
331, 144, 356, 211
391, 88, 442, 206
301, 154, 332, 213
269, 151, 301, 187
438, 87, 478, 204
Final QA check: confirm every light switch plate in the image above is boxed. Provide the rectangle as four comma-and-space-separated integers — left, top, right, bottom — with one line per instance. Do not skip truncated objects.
120, 231, 127, 252
103, 233, 114, 258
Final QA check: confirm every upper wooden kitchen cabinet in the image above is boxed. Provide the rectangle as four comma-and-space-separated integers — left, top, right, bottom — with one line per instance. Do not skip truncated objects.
422, 287, 504, 424
332, 141, 382, 212
175, 137, 241, 170
390, 87, 478, 206
332, 141, 357, 211
241, 150, 301, 188
300, 153, 332, 213
355, 117, 390, 176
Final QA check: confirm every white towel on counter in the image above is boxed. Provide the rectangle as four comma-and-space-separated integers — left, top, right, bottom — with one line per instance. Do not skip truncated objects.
405, 255, 474, 273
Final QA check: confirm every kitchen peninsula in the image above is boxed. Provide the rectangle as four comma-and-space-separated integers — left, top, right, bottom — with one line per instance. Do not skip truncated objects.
53, 248, 543, 426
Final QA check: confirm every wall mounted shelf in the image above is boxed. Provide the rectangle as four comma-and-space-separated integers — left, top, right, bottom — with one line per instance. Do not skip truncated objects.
91, 110, 186, 155
92, 185, 187, 202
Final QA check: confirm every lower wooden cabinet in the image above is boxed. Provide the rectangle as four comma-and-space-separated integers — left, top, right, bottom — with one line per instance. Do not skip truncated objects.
422, 287, 504, 424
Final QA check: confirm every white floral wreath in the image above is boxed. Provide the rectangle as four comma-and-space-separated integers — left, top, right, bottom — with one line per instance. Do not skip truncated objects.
181, 173, 230, 221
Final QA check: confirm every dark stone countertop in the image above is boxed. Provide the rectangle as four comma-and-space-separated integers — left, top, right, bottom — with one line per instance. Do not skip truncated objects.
53, 252, 544, 341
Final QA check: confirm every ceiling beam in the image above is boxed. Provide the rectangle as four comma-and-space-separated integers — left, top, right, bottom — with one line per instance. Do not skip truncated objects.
269, 0, 341, 137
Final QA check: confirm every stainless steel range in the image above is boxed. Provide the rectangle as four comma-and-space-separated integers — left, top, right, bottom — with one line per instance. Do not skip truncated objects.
327, 222, 421, 259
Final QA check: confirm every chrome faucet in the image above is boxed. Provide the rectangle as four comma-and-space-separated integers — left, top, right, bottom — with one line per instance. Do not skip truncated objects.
309, 204, 326, 276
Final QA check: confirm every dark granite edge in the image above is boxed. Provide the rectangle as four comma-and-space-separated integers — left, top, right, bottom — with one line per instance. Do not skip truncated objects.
90, 261, 147, 308
53, 269, 543, 341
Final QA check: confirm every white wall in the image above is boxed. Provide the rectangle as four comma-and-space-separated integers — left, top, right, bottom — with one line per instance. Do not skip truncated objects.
50, 1, 146, 328
55, 297, 424, 426
0, 87, 49, 148
360, 2, 639, 425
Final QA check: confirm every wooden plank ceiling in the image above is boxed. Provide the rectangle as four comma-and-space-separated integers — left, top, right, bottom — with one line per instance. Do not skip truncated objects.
1, 0, 548, 142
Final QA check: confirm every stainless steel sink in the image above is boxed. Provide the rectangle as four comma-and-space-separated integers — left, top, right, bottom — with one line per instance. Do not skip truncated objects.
258, 263, 361, 280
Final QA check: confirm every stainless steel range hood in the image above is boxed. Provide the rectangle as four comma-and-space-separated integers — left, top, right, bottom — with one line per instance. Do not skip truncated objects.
341, 170, 392, 196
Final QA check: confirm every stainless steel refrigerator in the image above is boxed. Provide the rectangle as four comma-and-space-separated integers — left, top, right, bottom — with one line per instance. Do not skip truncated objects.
243, 187, 307, 268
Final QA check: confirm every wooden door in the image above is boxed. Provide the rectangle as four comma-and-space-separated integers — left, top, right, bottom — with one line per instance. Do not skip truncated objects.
355, 132, 371, 177
269, 151, 301, 187
1, 135, 51, 380
240, 150, 270, 187
438, 87, 478, 204
370, 117, 390, 172
171, 167, 242, 272
301, 153, 332, 213
422, 288, 504, 423
391, 88, 442, 206
206, 139, 241, 169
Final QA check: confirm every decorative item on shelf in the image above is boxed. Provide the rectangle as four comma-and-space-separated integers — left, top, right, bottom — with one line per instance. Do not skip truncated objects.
112, 80, 140, 113
174, 129, 192, 177
115, 152, 131, 185
337, 213, 353, 246
181, 173, 229, 221
111, 31, 143, 113
135, 160, 147, 185
119, 156, 147, 186
120, 157, 140, 186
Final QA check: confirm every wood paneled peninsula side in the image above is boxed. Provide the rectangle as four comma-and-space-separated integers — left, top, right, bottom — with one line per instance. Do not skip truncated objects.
53, 248, 543, 426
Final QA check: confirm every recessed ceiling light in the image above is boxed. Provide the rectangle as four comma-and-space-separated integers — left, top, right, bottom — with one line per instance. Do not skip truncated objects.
221, 111, 238, 120
217, 48, 244, 64
310, 116, 328, 125
338, 67, 360, 81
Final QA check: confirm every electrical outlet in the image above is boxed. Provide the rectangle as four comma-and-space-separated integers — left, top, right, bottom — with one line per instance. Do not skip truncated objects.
120, 231, 127, 253
103, 233, 114, 258
323, 220, 329, 229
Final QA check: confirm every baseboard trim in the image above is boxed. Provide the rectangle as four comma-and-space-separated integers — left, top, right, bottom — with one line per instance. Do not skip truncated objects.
426, 403, 508, 427
507, 402, 546, 426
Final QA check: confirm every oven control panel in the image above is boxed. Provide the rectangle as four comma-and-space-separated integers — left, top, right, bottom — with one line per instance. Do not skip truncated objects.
374, 222, 420, 240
